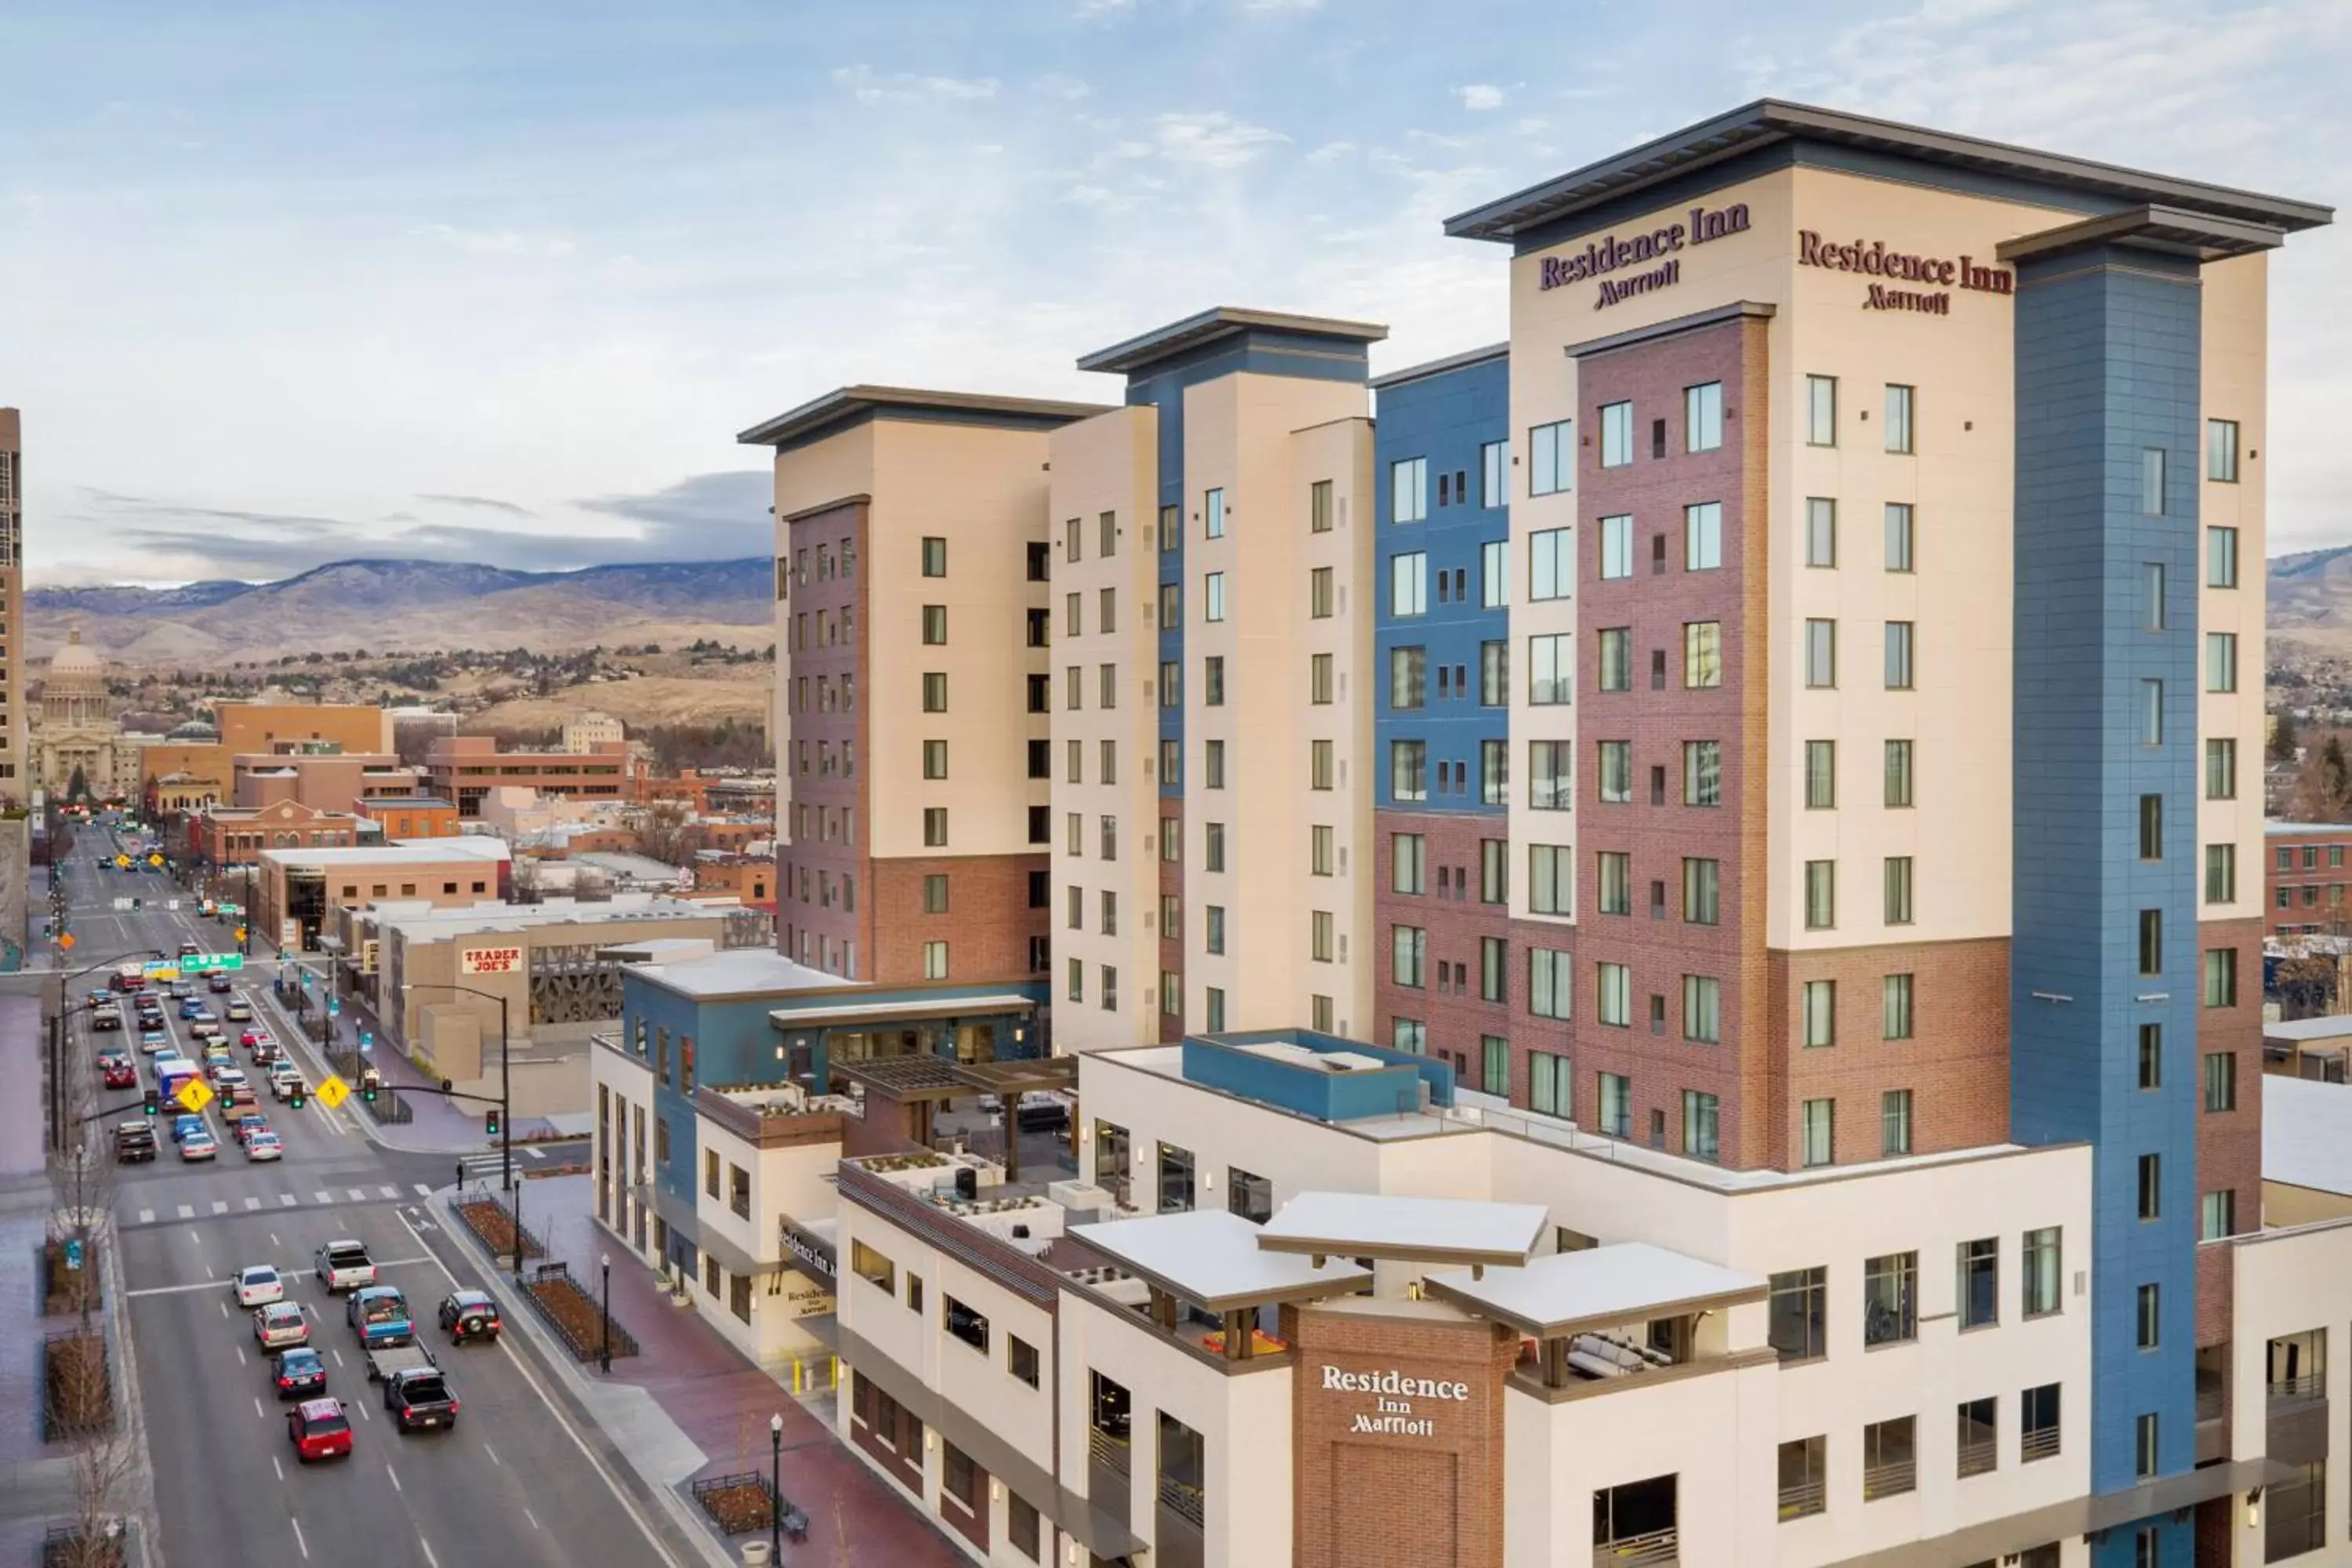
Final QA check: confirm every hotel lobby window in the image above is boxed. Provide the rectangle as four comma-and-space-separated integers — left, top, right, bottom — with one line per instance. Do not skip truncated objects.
1094, 1120, 1131, 1196
1228, 1168, 1272, 1225
1158, 1414, 1207, 1537
1157, 1142, 1196, 1213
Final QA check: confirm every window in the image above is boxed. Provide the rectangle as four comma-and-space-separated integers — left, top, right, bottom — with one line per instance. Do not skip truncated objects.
1389, 645, 1425, 710
920, 536, 947, 576
2130, 1020, 2165, 1091
1528, 1050, 1570, 1118
1596, 851, 1631, 916
2206, 632, 2238, 693
1203, 572, 1226, 622
1805, 860, 1835, 930
1803, 740, 1835, 808
2021, 1382, 2060, 1461
1104, 815, 1121, 862
2207, 417, 2239, 482
1862, 1417, 1917, 1501
1391, 925, 1424, 988
2201, 1189, 2237, 1240
1309, 479, 1333, 533
2136, 1283, 2160, 1349
1805, 619, 1836, 688
1594, 740, 1631, 804
1683, 622, 1722, 688
1391, 553, 1426, 616
2205, 843, 2236, 904
2137, 1153, 2162, 1220
1675, 740, 1719, 807
1480, 640, 1508, 706
1527, 528, 1573, 601
1803, 980, 1835, 1047
1596, 961, 1630, 1027
1595, 1071, 1631, 1138
1597, 628, 1631, 691
1308, 825, 1334, 878
1529, 634, 1570, 705
1682, 975, 1721, 1043
1686, 382, 1722, 452
1530, 741, 1571, 810
945, 1295, 990, 1352
851, 1240, 897, 1294
1864, 1251, 1918, 1345
2208, 524, 2239, 588
1779, 1436, 1827, 1520
1228, 1167, 1272, 1225
1588, 517, 1631, 587
1884, 740, 1915, 808
1682, 1091, 1720, 1161
1392, 1017, 1425, 1054
1599, 401, 1633, 467
1806, 376, 1837, 445
1958, 1237, 1998, 1330
1530, 844, 1570, 916
1310, 739, 1334, 789
1957, 1397, 1997, 1479
1482, 1036, 1509, 1096
1683, 858, 1721, 925
1884, 383, 1915, 454
2137, 793, 2164, 860
1308, 653, 1333, 705
1525, 947, 1570, 1020
924, 874, 950, 915
2134, 1414, 2158, 1481
1881, 1089, 1912, 1156
2141, 448, 2167, 516
922, 604, 948, 644
1873, 510, 1915, 588
2137, 909, 2162, 975
1309, 909, 1335, 963
924, 807, 949, 848
1528, 419, 1572, 495
1768, 1267, 1828, 1362
2204, 946, 2237, 1007
2203, 1051, 2237, 1112
923, 941, 949, 980
1684, 503, 1722, 570
1389, 461, 1425, 524
1806, 498, 1837, 568
1478, 441, 1507, 509
922, 739, 949, 780
1881, 619, 1919, 690
1801, 1099, 1835, 1167
1475, 937, 1505, 1003
1390, 741, 1426, 804
1884, 857, 1914, 925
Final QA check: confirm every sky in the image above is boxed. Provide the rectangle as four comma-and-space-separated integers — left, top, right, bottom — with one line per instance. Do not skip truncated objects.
2, 0, 2348, 584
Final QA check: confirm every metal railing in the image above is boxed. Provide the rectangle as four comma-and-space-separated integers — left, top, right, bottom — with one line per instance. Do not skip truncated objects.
1089, 1427, 1131, 1475
1592, 1526, 1679, 1566
1958, 1439, 1997, 1478
1862, 1458, 1917, 1501
1776, 1481, 1824, 1521
2269, 1373, 2327, 1403
2197, 1384, 2226, 1422
2020, 1427, 2060, 1462
1157, 1475, 1206, 1529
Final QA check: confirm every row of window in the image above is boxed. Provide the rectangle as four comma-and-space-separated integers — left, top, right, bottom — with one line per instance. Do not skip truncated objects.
1777, 1388, 2062, 1521
774, 536, 858, 599
2278, 842, 2352, 871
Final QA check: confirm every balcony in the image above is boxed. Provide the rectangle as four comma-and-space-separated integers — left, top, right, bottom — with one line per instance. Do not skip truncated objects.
2020, 1426, 2060, 1463
1775, 1481, 1824, 1523
1862, 1457, 1916, 1501
1593, 1528, 1677, 1567
1958, 1438, 1996, 1479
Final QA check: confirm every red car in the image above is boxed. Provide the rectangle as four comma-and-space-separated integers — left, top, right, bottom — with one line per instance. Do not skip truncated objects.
100, 1058, 137, 1091
286, 1398, 352, 1463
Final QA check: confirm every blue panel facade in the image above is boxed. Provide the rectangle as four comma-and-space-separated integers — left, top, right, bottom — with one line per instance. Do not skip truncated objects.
2011, 245, 2203, 1535
1371, 354, 1512, 812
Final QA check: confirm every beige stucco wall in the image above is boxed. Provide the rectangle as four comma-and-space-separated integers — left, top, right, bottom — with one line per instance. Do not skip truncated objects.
2262, 1180, 2352, 1229
2200, 252, 2269, 925
2227, 1219, 2352, 1566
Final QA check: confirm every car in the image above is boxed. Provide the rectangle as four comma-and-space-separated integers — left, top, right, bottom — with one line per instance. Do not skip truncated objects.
436, 1290, 503, 1345
178, 999, 202, 1021
209, 973, 232, 994
252, 1040, 282, 1066
137, 1029, 170, 1054
286, 1397, 352, 1463
112, 1121, 157, 1163
270, 1071, 305, 1104
382, 1367, 459, 1432
85, 989, 111, 1010
255, 1300, 310, 1349
89, 1005, 123, 1033
220, 1083, 258, 1112
232, 1265, 285, 1307
180, 1130, 217, 1162
271, 1347, 327, 1400
238, 1029, 264, 1049
314, 1240, 376, 1293
232, 1112, 270, 1145
245, 1132, 283, 1162
169, 981, 194, 998
177, 941, 200, 959
346, 1286, 412, 1348
100, 1058, 136, 1091
225, 1000, 252, 1022
170, 1112, 205, 1143
208, 1062, 244, 1088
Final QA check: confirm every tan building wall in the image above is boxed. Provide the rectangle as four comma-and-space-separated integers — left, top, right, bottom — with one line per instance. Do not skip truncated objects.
217, 702, 394, 757
2198, 252, 2269, 933
256, 850, 506, 949
2262, 1181, 2352, 1229
0, 409, 26, 808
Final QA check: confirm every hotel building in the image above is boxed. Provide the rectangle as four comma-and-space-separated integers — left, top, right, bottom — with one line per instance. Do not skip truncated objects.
0, 409, 24, 800
670, 101, 2352, 1567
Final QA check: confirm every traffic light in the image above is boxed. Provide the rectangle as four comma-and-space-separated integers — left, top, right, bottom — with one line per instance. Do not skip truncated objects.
141, 1089, 158, 1117
485, 1108, 502, 1138
362, 1080, 378, 1104
289, 1084, 305, 1109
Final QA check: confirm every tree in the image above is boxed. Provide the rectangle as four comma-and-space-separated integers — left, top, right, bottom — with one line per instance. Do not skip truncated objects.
2272, 709, 2303, 762
66, 764, 89, 804
625, 800, 694, 868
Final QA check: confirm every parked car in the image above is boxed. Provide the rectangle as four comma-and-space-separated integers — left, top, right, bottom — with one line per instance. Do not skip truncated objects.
286, 1398, 352, 1463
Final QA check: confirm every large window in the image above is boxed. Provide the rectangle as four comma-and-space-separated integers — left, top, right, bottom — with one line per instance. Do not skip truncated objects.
1801, 1098, 1835, 1167
1391, 553, 1427, 617
1599, 514, 1632, 580
1479, 441, 1507, 509
2142, 447, 2167, 516
1482, 739, 1508, 805
1885, 621, 1915, 690
1529, 419, 1572, 495
1529, 948, 1570, 1020
1805, 860, 1835, 931
1389, 645, 1425, 710
2022, 1228, 2061, 1317
1530, 844, 1571, 916
1598, 740, 1631, 804
1686, 382, 1722, 452
1391, 833, 1426, 895
1884, 856, 1915, 925
2208, 524, 2239, 588
1599, 401, 1634, 468
2207, 632, 2238, 693
1228, 1168, 1272, 1225
1156, 1142, 1196, 1213
1805, 619, 1836, 688
2207, 417, 2239, 483
1530, 741, 1571, 811
1390, 741, 1426, 804
1529, 634, 1571, 705
1388, 462, 1424, 526
1958, 1238, 1998, 1330
1597, 1071, 1631, 1138
2205, 947, 2238, 1007
1530, 1051, 1570, 1118
1480, 640, 1508, 706
1684, 622, 1722, 688
1863, 1416, 1917, 1501
1805, 740, 1835, 808
1884, 383, 1915, 454
2022, 1383, 2061, 1461
1881, 1089, 1912, 1156
1597, 628, 1631, 691
1769, 1267, 1827, 1361
944, 1295, 990, 1352
1864, 1251, 1918, 1345
1883, 974, 1914, 1040
1682, 975, 1721, 1043
1529, 528, 1573, 600
1596, 961, 1630, 1027
1806, 376, 1837, 445
1779, 1436, 1827, 1522
1684, 503, 1722, 571
1885, 739, 1915, 808
1803, 979, 1835, 1047
1806, 498, 1837, 568
2205, 843, 2237, 905
1682, 1090, 1720, 1161
1886, 503, 1915, 572
1596, 851, 1631, 915
1480, 540, 1507, 607
1682, 858, 1720, 925
1391, 925, 1425, 988
1683, 741, 1721, 806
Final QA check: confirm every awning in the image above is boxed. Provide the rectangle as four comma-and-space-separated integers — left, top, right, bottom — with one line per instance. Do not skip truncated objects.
768, 993, 1036, 1032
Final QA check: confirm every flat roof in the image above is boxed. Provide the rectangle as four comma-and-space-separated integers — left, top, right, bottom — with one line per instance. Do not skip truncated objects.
1422, 1243, 1766, 1339
2267, 821, 2352, 836
1443, 98, 2332, 243
2266, 1016, 2352, 1044
630, 946, 844, 1001
771, 992, 1035, 1032
2265, 1076, 2352, 1196
735, 385, 1111, 449
1076, 306, 1388, 376
368, 895, 725, 941
1074, 1210, 1373, 1311
1367, 341, 1508, 391
260, 837, 510, 869
1257, 1191, 1547, 1269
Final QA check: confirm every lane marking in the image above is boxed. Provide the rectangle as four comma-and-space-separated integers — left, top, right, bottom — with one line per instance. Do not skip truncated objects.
177, 1204, 194, 1220
279, 1194, 297, 1207
312, 1192, 330, 1204
413, 1183, 433, 1198
347, 1188, 366, 1203
236, 1346, 247, 1365
211, 1200, 228, 1216
273, 1454, 284, 1481
379, 1185, 399, 1200
254, 1396, 265, 1419
523, 1508, 539, 1530
244, 1197, 262, 1211
387, 1461, 402, 1492
292, 1517, 308, 1560
356, 1399, 371, 1421
270, 1232, 280, 1247
220, 1299, 230, 1317
332, 1348, 345, 1367
527, 1147, 546, 1160
138, 1209, 154, 1225
418, 1536, 437, 1568
482, 1442, 499, 1467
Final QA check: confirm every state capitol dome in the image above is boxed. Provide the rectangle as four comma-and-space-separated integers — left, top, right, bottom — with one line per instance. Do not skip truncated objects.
48, 627, 103, 685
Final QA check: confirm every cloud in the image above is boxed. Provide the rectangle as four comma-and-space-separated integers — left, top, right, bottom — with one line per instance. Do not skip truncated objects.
830, 64, 1000, 104
411, 223, 575, 259
1033, 73, 1092, 100
415, 492, 534, 517
1154, 111, 1287, 169
572, 469, 776, 558
1457, 84, 1505, 111
1305, 140, 1357, 163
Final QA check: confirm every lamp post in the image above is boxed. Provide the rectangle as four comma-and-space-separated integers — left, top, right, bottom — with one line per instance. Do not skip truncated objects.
46, 947, 165, 1152
769, 1413, 784, 1562
600, 1252, 612, 1374
406, 981, 514, 1192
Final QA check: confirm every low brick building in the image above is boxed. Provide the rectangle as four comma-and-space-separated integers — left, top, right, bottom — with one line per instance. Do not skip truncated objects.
2267, 820, 2352, 937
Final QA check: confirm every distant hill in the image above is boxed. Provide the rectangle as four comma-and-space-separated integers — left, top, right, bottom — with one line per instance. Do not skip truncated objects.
26, 557, 773, 664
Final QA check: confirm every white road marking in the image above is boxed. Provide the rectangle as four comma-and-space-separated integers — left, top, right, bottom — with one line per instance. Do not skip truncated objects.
126, 1278, 245, 1299
254, 1396, 265, 1418
312, 1191, 331, 1203
482, 1443, 499, 1466
418, 1536, 437, 1568
526, 1146, 546, 1160
273, 1455, 284, 1481
244, 1197, 261, 1211
387, 1461, 402, 1492
292, 1517, 308, 1559
332, 1348, 345, 1367
176, 1204, 194, 1220
356, 1399, 371, 1421
522, 1508, 539, 1530
220, 1299, 230, 1317
279, 1193, 297, 1207
270, 1232, 280, 1247
413, 1183, 433, 1197
379, 1185, 399, 1199
137, 1209, 154, 1225
211, 1200, 228, 1215
347, 1188, 366, 1203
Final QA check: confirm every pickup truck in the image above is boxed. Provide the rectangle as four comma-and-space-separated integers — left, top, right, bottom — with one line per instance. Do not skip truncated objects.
364, 1341, 437, 1383
382, 1366, 460, 1433
113, 1120, 157, 1163
314, 1240, 376, 1294
347, 1285, 413, 1348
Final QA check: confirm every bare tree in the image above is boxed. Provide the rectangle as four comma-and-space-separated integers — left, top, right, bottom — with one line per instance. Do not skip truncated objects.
624, 800, 694, 868
510, 857, 544, 906
54, 1338, 133, 1568
49, 1041, 118, 1336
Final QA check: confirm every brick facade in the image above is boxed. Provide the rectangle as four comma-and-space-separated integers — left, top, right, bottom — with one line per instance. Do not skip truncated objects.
778, 499, 870, 978
1158, 798, 1184, 1042
2196, 915, 2265, 1349
2264, 824, 2352, 937
1285, 1304, 1517, 1568
1373, 809, 1515, 1094
870, 853, 1047, 989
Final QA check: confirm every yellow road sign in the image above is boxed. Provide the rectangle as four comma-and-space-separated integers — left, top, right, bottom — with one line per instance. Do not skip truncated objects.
174, 1079, 213, 1116
314, 1076, 350, 1110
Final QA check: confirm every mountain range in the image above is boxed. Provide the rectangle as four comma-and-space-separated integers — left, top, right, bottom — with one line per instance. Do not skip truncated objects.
26, 557, 774, 663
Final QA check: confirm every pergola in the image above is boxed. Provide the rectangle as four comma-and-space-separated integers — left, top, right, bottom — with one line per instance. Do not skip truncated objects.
829, 1054, 1077, 1180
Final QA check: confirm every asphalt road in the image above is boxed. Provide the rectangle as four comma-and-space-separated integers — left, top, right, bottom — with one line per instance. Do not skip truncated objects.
53, 826, 696, 1568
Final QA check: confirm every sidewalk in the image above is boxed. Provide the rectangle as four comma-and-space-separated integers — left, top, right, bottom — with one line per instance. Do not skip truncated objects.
498, 1174, 970, 1568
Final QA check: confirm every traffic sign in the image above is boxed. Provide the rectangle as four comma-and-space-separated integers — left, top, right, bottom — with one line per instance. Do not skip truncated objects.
147, 854, 162, 867
174, 1079, 213, 1116
314, 1076, 350, 1111
147, 953, 243, 976
327, 998, 340, 1018
113, 855, 129, 869
64, 1239, 83, 1272
219, 903, 243, 916
358, 1029, 373, 1054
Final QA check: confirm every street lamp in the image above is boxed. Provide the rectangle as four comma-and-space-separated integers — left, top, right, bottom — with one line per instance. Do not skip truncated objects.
600, 1252, 613, 1374
769, 1413, 784, 1563
405, 980, 515, 1192
45, 947, 165, 1152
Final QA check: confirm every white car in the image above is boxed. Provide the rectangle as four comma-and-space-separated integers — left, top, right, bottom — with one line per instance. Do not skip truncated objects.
234, 1265, 285, 1307
246, 1133, 284, 1162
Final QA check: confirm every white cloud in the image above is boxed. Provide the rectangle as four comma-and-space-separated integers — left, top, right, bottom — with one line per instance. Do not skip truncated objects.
1305, 140, 1357, 163
830, 64, 1000, 105
1034, 73, 1093, 100
1153, 111, 1287, 169
1457, 84, 1504, 111
411, 224, 575, 259
1236, 0, 1323, 9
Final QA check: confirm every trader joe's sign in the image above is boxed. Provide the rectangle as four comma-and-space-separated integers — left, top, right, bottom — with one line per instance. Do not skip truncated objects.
459, 946, 524, 975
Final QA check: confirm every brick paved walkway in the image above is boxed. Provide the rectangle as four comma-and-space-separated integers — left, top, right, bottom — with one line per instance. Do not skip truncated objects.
523, 1174, 968, 1568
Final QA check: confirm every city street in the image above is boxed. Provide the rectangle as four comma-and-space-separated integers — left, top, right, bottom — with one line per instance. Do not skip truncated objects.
51, 825, 703, 1568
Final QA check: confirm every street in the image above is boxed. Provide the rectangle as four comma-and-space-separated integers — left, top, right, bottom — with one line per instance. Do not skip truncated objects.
53, 825, 699, 1568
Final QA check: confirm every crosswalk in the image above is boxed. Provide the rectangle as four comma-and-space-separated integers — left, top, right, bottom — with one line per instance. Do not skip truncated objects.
135, 1182, 434, 1227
